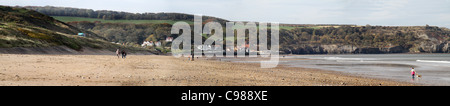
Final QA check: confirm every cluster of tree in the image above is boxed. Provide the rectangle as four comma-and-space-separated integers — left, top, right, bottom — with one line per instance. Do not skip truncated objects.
67, 21, 173, 47
21, 6, 228, 24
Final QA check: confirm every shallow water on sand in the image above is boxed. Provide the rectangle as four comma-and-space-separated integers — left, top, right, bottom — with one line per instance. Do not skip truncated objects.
219, 54, 450, 85
282, 54, 450, 85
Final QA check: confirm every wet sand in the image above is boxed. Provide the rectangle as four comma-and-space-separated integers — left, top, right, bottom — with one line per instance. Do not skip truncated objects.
0, 54, 417, 86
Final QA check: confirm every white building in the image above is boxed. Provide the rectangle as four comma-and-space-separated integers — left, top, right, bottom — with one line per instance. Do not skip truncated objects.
141, 41, 153, 47
165, 37, 173, 42
155, 41, 161, 47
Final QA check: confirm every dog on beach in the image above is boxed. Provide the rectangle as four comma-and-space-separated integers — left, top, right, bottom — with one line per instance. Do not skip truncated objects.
416, 74, 422, 79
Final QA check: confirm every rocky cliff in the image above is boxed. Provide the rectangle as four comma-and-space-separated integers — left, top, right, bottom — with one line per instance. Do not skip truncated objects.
281, 44, 410, 54
418, 41, 450, 53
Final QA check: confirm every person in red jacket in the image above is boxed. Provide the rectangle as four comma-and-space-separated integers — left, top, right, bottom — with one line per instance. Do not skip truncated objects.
411, 67, 416, 80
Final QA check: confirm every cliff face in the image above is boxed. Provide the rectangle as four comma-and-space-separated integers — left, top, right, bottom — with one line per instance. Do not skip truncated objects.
416, 31, 450, 53
354, 46, 406, 54
282, 44, 408, 54
283, 42, 450, 54
418, 41, 450, 53
321, 45, 356, 54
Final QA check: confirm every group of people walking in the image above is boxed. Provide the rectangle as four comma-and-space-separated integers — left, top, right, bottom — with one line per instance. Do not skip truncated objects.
116, 49, 127, 59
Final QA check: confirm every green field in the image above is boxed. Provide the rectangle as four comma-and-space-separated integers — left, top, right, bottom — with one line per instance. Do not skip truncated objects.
279, 26, 321, 30
52, 16, 194, 24
230, 25, 324, 30
52, 16, 326, 30
279, 26, 339, 30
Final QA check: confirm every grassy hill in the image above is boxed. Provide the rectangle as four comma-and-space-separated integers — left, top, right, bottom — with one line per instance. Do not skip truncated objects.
53, 16, 323, 30
0, 6, 155, 54
52, 16, 194, 24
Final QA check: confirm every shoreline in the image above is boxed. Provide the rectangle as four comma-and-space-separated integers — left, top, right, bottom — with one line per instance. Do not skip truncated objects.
0, 54, 417, 86
277, 54, 449, 85
215, 57, 421, 86
279, 53, 450, 57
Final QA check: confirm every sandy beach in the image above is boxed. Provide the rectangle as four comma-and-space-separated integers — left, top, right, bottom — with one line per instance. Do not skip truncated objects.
0, 54, 416, 86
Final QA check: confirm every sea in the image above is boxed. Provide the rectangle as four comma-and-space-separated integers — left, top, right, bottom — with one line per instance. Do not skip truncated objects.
219, 54, 450, 85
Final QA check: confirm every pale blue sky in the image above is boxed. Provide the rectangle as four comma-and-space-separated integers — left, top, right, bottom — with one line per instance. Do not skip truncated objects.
2, 0, 450, 28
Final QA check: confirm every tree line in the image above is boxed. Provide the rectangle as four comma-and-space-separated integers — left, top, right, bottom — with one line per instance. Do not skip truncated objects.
22, 6, 228, 24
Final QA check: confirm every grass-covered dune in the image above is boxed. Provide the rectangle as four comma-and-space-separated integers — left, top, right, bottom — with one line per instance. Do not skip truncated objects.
0, 6, 157, 54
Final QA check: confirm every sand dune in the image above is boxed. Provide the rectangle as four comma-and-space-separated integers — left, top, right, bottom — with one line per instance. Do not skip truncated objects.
0, 54, 416, 86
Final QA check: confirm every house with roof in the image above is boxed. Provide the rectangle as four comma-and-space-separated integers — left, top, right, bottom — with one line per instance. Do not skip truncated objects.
155, 41, 161, 47
141, 41, 154, 47
165, 37, 173, 42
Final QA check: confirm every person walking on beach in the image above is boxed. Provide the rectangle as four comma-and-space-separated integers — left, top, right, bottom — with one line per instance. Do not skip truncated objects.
116, 49, 120, 58
121, 50, 127, 59
411, 67, 416, 80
